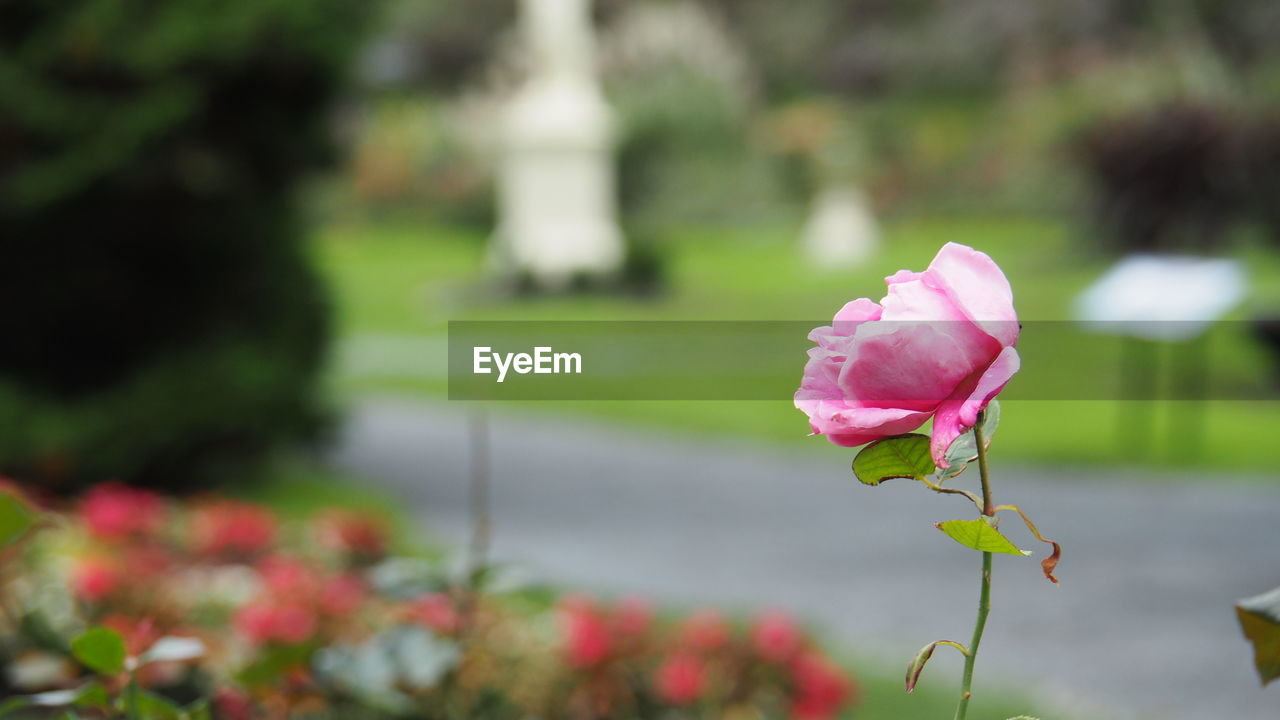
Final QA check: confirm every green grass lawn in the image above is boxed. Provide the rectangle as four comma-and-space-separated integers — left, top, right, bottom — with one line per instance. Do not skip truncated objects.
314, 214, 1280, 474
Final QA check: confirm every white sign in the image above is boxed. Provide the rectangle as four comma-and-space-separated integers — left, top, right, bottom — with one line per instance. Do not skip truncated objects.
1074, 254, 1246, 341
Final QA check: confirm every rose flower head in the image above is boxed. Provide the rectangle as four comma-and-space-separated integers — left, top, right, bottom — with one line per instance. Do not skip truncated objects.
751, 609, 804, 663
81, 483, 165, 540
190, 501, 277, 558
234, 601, 317, 646
557, 594, 614, 669
795, 242, 1019, 467
72, 557, 122, 601
654, 652, 707, 706
789, 651, 856, 720
406, 592, 460, 635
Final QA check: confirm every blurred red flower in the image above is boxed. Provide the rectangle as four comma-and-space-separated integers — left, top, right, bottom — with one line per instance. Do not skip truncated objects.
72, 557, 121, 601
789, 651, 855, 720
407, 592, 459, 635
234, 602, 316, 645
751, 609, 804, 663
557, 595, 613, 668
191, 501, 276, 558
654, 652, 707, 705
81, 484, 165, 540
257, 555, 321, 598
319, 574, 366, 617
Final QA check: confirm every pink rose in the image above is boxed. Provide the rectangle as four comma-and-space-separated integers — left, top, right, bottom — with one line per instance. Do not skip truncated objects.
73, 558, 121, 601
795, 242, 1020, 467
556, 595, 613, 668
190, 501, 277, 558
750, 609, 803, 663
788, 651, 855, 720
234, 602, 316, 645
319, 574, 366, 616
654, 652, 707, 705
407, 592, 460, 634
81, 483, 165, 540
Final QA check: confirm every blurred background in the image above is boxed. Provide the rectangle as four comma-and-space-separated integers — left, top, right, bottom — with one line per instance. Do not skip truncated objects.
3, 0, 1280, 718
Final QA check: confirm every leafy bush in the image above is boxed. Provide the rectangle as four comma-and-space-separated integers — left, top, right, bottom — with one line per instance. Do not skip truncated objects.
0, 0, 377, 489
1241, 111, 1280, 247
0, 484, 858, 719
1075, 103, 1244, 254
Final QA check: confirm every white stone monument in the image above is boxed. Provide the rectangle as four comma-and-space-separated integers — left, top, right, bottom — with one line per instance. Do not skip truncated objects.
492, 0, 624, 288
800, 182, 879, 268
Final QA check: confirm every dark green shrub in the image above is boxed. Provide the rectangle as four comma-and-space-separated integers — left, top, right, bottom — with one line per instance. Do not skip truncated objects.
0, 0, 377, 489
1075, 104, 1245, 254
1241, 112, 1280, 247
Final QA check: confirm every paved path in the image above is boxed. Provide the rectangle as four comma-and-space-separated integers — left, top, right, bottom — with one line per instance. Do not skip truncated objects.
330, 396, 1280, 720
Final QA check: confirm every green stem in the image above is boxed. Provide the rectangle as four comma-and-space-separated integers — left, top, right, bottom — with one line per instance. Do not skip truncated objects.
954, 551, 992, 720
954, 415, 995, 720
974, 417, 994, 517
126, 673, 142, 720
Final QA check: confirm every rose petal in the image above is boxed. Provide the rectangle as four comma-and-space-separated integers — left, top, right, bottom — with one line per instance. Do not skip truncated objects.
802, 403, 933, 445
926, 243, 1019, 347
809, 298, 883, 350
840, 318, 1002, 413
833, 297, 883, 326
930, 346, 1021, 467
879, 270, 970, 325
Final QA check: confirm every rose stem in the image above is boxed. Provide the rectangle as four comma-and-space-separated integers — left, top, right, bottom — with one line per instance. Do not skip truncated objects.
954, 412, 994, 720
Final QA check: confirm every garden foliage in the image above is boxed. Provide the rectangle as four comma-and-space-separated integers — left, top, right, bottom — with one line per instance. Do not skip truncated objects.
0, 484, 857, 719
0, 0, 377, 489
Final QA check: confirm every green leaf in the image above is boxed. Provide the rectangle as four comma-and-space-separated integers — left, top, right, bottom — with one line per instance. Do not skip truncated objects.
1237, 586, 1280, 685
935, 518, 1030, 556
852, 434, 935, 486
0, 490, 35, 548
936, 400, 1000, 479
130, 691, 183, 720
182, 699, 212, 720
236, 643, 314, 688
71, 627, 127, 675
0, 697, 35, 717
72, 684, 111, 711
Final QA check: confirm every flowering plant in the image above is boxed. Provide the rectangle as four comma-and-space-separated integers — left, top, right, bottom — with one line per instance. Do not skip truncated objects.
797, 243, 1060, 720
0, 483, 856, 720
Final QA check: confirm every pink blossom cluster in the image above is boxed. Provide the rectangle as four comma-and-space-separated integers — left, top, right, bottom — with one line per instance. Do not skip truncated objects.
559, 597, 857, 719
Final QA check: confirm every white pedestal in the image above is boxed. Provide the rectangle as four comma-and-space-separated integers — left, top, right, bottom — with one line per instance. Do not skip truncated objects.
492, 0, 624, 289
801, 183, 879, 269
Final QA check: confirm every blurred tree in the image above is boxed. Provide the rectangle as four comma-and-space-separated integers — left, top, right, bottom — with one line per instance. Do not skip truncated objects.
0, 0, 378, 490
